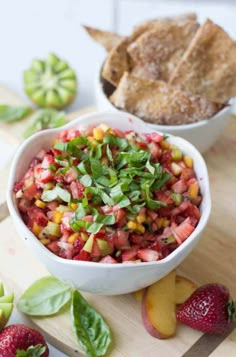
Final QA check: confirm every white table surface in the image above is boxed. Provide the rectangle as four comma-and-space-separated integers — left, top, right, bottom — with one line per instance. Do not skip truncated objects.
1, 0, 236, 356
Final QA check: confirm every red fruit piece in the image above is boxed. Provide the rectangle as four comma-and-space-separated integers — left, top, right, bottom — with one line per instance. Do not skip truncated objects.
99, 255, 117, 263
0, 324, 49, 357
171, 217, 194, 244
137, 249, 159, 262
70, 181, 84, 199
177, 284, 236, 334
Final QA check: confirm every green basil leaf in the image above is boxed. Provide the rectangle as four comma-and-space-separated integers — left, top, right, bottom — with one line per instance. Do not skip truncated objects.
71, 290, 112, 357
106, 145, 113, 162
103, 134, 128, 150
152, 171, 171, 190
77, 161, 88, 175
0, 105, 31, 123
94, 213, 115, 225
90, 158, 103, 178
16, 344, 46, 357
17, 276, 71, 316
24, 109, 66, 138
42, 185, 71, 203
87, 222, 104, 234
80, 174, 92, 187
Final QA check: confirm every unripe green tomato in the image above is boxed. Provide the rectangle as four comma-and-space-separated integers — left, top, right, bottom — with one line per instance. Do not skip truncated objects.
24, 53, 78, 109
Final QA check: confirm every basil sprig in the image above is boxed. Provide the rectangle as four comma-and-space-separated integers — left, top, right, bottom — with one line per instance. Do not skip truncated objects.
18, 277, 112, 357
0, 105, 31, 122
71, 290, 112, 357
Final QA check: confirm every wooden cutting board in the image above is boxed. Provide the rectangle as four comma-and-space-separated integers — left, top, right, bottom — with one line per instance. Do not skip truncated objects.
0, 86, 236, 357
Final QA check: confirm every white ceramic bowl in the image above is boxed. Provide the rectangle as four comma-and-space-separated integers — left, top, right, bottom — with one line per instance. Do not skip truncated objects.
7, 111, 211, 295
95, 63, 230, 153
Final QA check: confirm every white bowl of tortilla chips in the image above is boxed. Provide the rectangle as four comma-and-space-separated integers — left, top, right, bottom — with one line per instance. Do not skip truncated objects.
84, 14, 232, 153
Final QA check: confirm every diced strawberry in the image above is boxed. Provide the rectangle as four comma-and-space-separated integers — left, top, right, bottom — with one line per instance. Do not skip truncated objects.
158, 206, 172, 217
40, 169, 54, 184
54, 174, 64, 184
185, 203, 201, 221
114, 230, 130, 250
73, 249, 91, 261
122, 246, 139, 262
73, 237, 84, 254
171, 218, 195, 245
64, 167, 78, 183
112, 128, 125, 138
181, 168, 194, 181
18, 198, 31, 213
137, 249, 159, 262
147, 209, 158, 221
66, 129, 81, 140
171, 200, 190, 216
101, 205, 113, 214
187, 178, 197, 187
47, 241, 60, 254
36, 149, 47, 161
23, 167, 34, 180
144, 132, 163, 143
61, 212, 73, 233
29, 157, 41, 168
171, 180, 188, 194
83, 215, 93, 222
134, 141, 148, 150
155, 192, 174, 205
27, 207, 48, 227
13, 181, 24, 193
150, 142, 161, 160
41, 154, 55, 169
99, 255, 117, 264
130, 233, 143, 245
115, 208, 126, 223
70, 181, 84, 199
46, 201, 58, 211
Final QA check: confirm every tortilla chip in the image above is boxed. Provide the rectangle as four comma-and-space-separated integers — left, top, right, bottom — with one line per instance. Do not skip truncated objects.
83, 25, 122, 52
169, 19, 236, 102
110, 72, 225, 125
128, 20, 199, 81
131, 13, 197, 38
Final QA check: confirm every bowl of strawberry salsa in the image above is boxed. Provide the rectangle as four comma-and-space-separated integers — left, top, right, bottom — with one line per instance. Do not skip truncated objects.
7, 111, 211, 295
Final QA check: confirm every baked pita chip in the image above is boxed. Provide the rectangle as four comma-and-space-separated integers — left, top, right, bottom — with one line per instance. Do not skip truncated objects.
169, 19, 236, 102
83, 25, 123, 52
128, 20, 199, 81
110, 72, 225, 125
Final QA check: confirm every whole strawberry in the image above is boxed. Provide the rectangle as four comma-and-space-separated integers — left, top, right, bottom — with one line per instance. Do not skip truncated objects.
177, 283, 235, 334
0, 324, 49, 357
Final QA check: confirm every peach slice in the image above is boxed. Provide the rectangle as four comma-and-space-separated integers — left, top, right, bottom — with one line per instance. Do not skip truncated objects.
142, 270, 176, 339
175, 276, 197, 304
135, 275, 197, 304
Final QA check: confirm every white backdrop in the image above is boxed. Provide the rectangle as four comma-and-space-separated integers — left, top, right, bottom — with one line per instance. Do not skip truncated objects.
1, 1, 236, 356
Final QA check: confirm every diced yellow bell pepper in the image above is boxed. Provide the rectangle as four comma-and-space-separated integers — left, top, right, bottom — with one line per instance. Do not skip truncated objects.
160, 140, 170, 149
162, 218, 170, 228
87, 136, 98, 147
70, 203, 78, 211
136, 224, 145, 234
40, 238, 50, 245
35, 199, 46, 209
81, 232, 88, 242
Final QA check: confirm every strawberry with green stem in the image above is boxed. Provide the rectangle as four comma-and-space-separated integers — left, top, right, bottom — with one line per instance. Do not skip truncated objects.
177, 283, 235, 334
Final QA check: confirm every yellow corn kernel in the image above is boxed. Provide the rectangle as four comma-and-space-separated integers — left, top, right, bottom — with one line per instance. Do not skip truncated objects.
87, 136, 98, 147
52, 210, 63, 224
35, 199, 46, 209
136, 224, 145, 234
127, 221, 137, 230
188, 182, 199, 199
184, 156, 193, 168
160, 140, 170, 149
32, 222, 43, 236
137, 214, 146, 224
70, 203, 78, 211
81, 232, 88, 242
40, 238, 50, 245
68, 233, 80, 244
162, 218, 170, 228
93, 127, 104, 141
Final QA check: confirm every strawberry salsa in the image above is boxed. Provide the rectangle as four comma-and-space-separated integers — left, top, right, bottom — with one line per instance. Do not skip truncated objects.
14, 124, 201, 263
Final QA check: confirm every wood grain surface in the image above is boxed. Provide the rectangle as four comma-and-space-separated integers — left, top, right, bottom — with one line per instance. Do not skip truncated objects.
0, 86, 235, 356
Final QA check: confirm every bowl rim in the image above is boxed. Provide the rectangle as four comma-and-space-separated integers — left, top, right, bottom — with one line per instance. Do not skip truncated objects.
96, 60, 230, 130
7, 110, 211, 269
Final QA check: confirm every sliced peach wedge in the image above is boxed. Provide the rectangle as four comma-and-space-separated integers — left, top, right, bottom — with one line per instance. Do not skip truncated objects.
142, 270, 176, 339
175, 276, 197, 305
